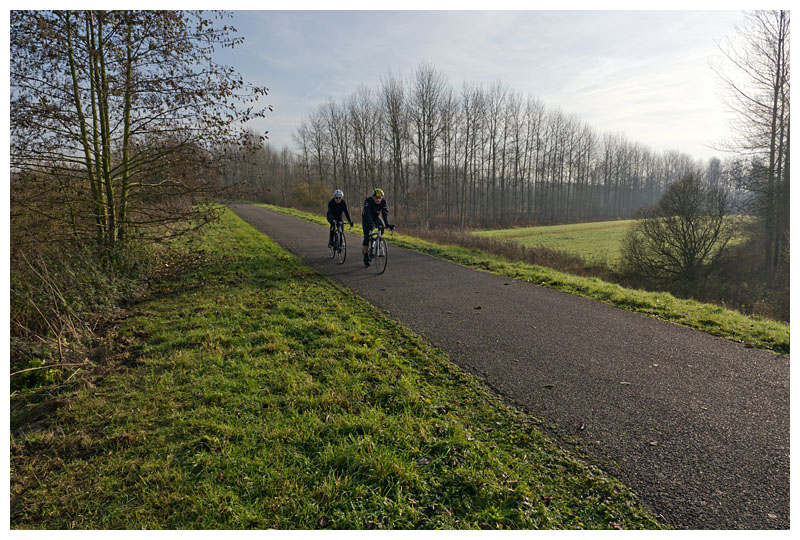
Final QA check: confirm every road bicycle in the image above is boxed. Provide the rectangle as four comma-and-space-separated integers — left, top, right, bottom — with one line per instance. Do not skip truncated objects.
367, 225, 394, 275
328, 221, 346, 264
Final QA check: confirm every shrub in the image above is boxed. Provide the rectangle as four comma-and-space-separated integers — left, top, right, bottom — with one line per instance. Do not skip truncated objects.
622, 175, 737, 283
10, 239, 156, 392
290, 181, 329, 211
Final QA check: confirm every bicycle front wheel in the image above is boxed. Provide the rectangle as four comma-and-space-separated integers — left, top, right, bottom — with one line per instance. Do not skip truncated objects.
337, 231, 346, 264
375, 237, 388, 274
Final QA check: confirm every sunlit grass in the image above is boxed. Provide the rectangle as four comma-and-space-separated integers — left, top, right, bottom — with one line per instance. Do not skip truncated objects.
475, 220, 633, 265
10, 207, 666, 530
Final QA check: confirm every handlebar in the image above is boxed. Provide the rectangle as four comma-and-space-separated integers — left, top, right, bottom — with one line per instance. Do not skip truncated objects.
369, 225, 395, 237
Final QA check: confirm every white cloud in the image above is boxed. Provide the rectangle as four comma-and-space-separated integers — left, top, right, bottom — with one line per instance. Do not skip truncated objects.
222, 10, 745, 160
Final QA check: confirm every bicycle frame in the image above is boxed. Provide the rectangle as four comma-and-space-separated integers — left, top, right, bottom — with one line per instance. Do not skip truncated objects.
368, 227, 384, 254
334, 221, 344, 246
330, 220, 346, 263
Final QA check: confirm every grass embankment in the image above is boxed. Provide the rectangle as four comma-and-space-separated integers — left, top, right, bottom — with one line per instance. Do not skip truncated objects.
259, 204, 789, 355
475, 220, 633, 266
11, 207, 664, 530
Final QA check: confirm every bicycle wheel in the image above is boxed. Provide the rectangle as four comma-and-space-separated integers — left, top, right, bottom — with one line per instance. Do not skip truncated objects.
375, 237, 388, 274
337, 230, 346, 264
328, 231, 335, 259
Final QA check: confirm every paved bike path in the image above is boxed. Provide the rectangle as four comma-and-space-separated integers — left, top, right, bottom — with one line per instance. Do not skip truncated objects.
227, 203, 789, 530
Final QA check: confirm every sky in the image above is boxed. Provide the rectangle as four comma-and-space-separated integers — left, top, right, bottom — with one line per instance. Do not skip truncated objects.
212, 7, 748, 163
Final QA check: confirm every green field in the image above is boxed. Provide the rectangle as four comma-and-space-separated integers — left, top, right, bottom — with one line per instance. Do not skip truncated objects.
474, 220, 634, 266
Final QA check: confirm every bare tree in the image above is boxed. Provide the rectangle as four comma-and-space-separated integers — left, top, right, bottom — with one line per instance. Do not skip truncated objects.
308, 108, 330, 184
458, 82, 485, 226
379, 71, 409, 219
714, 10, 790, 280
10, 10, 270, 253
293, 120, 313, 185
623, 174, 736, 283
409, 62, 448, 227
324, 99, 353, 202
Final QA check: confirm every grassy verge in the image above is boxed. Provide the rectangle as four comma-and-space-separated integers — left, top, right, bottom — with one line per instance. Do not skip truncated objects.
257, 203, 789, 355
10, 207, 664, 530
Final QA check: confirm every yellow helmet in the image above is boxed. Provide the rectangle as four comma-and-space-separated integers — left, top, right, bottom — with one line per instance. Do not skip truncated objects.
372, 188, 384, 198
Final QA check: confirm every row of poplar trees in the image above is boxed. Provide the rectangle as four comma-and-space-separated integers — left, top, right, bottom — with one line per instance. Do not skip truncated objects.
291, 63, 718, 230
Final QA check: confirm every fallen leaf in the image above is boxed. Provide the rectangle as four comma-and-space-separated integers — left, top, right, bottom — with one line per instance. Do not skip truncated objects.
317, 516, 331, 528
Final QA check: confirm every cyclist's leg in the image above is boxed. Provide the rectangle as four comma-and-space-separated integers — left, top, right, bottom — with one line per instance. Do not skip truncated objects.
361, 219, 371, 265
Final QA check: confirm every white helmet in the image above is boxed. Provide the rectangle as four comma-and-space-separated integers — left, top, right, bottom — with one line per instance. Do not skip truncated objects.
333, 189, 344, 198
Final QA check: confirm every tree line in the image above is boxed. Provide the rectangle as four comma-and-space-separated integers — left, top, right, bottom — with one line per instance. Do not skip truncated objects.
225, 63, 741, 230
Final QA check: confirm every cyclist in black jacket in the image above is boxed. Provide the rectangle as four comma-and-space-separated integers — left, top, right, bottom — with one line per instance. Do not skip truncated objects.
361, 188, 395, 266
327, 189, 353, 246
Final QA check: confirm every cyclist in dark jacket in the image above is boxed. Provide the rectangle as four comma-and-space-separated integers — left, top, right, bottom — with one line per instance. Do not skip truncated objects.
361, 188, 394, 266
327, 189, 353, 246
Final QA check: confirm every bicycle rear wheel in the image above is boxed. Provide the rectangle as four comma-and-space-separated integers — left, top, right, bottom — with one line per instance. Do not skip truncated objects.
375, 237, 388, 274
337, 231, 346, 264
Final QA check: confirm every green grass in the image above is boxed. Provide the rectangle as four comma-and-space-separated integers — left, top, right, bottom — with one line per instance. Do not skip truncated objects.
258, 204, 789, 355
10, 207, 665, 530
474, 220, 633, 266
474, 217, 750, 268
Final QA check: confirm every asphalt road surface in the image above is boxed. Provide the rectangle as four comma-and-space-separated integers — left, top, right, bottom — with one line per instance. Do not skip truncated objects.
228, 203, 789, 530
